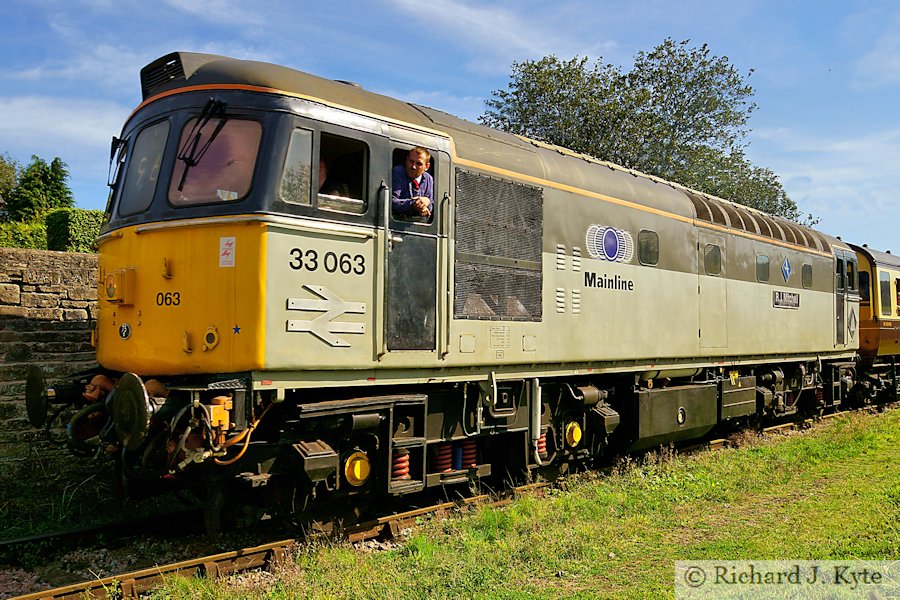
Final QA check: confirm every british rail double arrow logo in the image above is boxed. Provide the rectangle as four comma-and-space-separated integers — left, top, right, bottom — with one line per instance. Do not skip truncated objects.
286, 285, 366, 347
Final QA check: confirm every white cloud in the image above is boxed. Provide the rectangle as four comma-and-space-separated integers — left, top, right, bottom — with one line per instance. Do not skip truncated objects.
6, 44, 142, 92
162, 0, 265, 27
387, 0, 615, 74
0, 96, 127, 151
850, 10, 900, 89
750, 126, 900, 248
374, 87, 486, 122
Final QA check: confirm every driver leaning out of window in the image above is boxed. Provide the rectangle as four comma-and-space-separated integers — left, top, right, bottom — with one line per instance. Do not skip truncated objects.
391, 147, 433, 218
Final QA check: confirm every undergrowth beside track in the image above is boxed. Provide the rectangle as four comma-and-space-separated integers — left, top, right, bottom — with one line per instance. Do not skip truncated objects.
151, 408, 900, 599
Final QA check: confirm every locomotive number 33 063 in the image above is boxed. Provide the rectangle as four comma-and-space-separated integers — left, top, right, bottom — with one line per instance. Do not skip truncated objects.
289, 248, 365, 275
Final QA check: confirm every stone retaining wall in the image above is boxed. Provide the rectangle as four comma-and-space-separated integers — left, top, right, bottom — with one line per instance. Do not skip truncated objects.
0, 247, 99, 479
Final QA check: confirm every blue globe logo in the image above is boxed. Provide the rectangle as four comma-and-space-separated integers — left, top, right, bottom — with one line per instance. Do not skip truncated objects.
586, 225, 634, 263
603, 228, 620, 261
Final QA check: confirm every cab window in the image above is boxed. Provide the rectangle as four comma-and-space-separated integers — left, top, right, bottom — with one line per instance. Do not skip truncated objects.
835, 257, 845, 291
846, 257, 858, 292
316, 133, 368, 215
280, 128, 313, 206
391, 146, 435, 225
169, 118, 262, 205
118, 120, 170, 216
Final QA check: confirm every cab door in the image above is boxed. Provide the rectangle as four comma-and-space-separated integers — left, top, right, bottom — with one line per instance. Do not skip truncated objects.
834, 249, 860, 348
834, 251, 846, 346
382, 144, 450, 352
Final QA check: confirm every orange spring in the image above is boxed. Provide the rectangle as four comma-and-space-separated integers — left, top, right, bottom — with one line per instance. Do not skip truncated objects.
432, 443, 452, 473
392, 448, 411, 480
815, 388, 824, 402
537, 432, 548, 458
461, 439, 477, 469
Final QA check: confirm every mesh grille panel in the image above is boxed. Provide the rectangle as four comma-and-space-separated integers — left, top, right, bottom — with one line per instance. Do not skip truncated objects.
456, 170, 542, 262
454, 263, 542, 321
455, 169, 543, 321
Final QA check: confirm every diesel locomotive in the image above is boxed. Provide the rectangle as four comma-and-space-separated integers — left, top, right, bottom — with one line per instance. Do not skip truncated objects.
25, 52, 899, 528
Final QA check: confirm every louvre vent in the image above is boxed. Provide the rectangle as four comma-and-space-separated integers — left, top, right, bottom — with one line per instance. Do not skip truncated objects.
141, 55, 186, 99
688, 191, 826, 251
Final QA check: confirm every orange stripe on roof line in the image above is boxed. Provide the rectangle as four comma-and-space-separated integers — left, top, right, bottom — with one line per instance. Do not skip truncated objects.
138, 85, 830, 258
454, 156, 832, 258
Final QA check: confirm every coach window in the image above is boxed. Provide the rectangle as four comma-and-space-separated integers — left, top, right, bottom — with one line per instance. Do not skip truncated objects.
279, 128, 313, 206
119, 120, 169, 216
896, 278, 900, 315
880, 272, 891, 316
756, 255, 770, 282
638, 230, 659, 266
858, 271, 870, 302
169, 118, 262, 205
316, 133, 368, 215
704, 244, 721, 276
802, 264, 813, 289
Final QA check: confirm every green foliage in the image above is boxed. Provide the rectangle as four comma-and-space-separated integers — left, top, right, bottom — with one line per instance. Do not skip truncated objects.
45, 208, 104, 253
4, 155, 74, 223
0, 220, 47, 249
0, 152, 20, 220
482, 39, 808, 222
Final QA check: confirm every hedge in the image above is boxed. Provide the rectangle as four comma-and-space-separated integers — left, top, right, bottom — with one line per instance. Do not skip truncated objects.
45, 208, 104, 253
0, 220, 47, 249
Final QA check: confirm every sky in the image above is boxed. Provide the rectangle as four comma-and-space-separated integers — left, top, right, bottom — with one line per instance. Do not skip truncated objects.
0, 0, 897, 251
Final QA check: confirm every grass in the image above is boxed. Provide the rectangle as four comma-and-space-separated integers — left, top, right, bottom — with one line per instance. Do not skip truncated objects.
133, 408, 900, 598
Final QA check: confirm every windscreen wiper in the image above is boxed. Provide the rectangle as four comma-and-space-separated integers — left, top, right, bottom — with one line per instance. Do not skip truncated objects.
176, 98, 227, 191
107, 136, 127, 190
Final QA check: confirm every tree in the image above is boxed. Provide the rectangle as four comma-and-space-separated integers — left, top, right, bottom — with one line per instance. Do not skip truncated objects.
481, 39, 806, 222
4, 155, 75, 223
0, 153, 19, 222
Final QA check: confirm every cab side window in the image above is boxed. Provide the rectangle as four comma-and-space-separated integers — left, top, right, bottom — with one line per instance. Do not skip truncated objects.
317, 133, 368, 215
280, 128, 313, 206
391, 146, 435, 224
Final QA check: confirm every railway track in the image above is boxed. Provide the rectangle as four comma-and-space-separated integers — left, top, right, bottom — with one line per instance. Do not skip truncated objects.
7, 482, 548, 600
8, 402, 896, 600
0, 509, 203, 565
